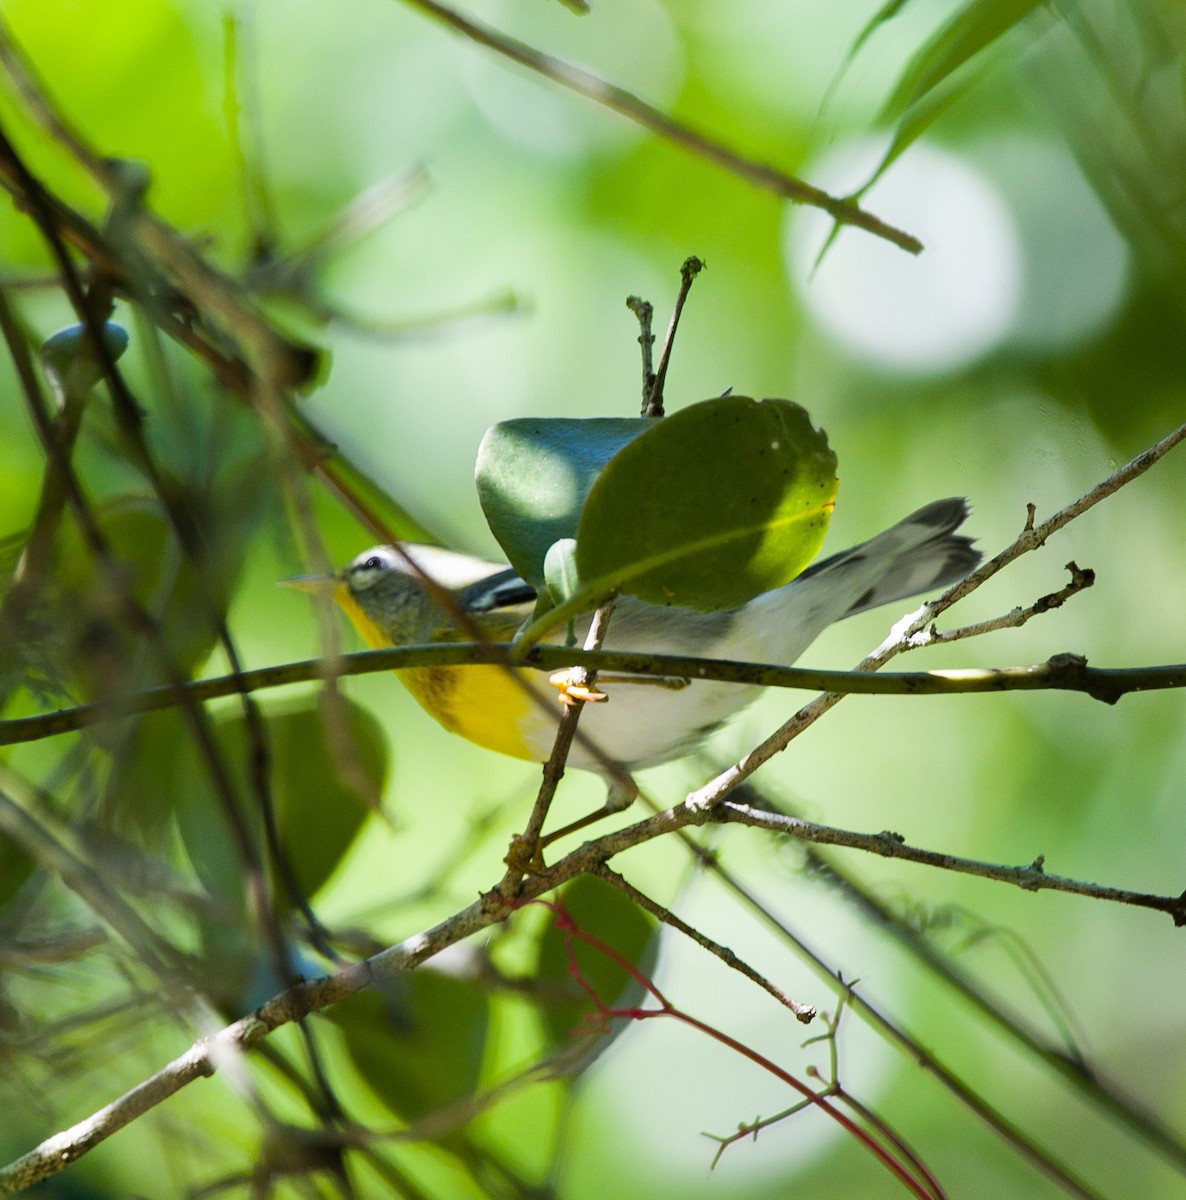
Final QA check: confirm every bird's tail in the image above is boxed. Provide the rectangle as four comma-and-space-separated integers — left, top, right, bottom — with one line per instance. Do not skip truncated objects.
736, 498, 980, 665
803, 497, 980, 620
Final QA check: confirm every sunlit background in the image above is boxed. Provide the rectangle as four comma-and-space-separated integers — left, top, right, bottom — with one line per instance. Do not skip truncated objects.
1, 0, 1185, 1196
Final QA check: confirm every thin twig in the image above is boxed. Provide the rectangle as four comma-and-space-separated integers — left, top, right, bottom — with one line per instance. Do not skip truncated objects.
708, 992, 945, 1199
6, 138, 320, 1005
907, 561, 1095, 648
541, 901, 940, 1198
593, 863, 817, 1022
700, 859, 1108, 1200
0, 284, 290, 1010
645, 255, 704, 416
784, 836, 1186, 1172
0, 773, 187, 979
625, 294, 655, 410
397, 0, 923, 254
657, 806, 1113, 1190
0, 28, 313, 386
0, 318, 97, 687
2, 767, 1178, 1193
0, 928, 108, 968
0, 39, 638, 865
5, 644, 1184, 751
716, 802, 1186, 924
0, 27, 436, 556
0, 837, 590, 1193
499, 595, 618, 890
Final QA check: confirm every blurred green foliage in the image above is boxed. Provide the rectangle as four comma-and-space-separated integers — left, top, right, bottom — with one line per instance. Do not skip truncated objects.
0, 0, 1185, 1197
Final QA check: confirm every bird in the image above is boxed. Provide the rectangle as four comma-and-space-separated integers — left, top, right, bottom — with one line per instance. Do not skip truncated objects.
285, 498, 979, 807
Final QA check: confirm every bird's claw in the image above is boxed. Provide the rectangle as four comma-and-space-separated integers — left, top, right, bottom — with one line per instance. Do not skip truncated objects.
548, 669, 608, 707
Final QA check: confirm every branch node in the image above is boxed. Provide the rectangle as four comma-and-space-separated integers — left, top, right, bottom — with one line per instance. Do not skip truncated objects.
1018, 855, 1048, 890
1047, 652, 1088, 671
626, 294, 655, 409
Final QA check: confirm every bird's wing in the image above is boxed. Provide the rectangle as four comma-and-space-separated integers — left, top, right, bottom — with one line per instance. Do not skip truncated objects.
458, 567, 538, 614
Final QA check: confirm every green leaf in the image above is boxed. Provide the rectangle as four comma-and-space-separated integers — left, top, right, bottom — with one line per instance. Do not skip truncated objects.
101, 708, 194, 843
476, 416, 650, 586
331, 971, 489, 1121
170, 712, 250, 909
861, 72, 975, 196
847, 0, 915, 65
574, 396, 837, 612
173, 695, 384, 916
54, 497, 172, 678
882, 0, 1047, 119
844, 0, 1045, 205
0, 835, 35, 909
535, 875, 656, 1056
57, 496, 169, 605
166, 696, 383, 1008
268, 694, 386, 908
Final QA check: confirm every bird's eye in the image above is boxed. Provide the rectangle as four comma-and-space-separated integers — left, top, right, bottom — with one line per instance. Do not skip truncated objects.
362, 555, 384, 571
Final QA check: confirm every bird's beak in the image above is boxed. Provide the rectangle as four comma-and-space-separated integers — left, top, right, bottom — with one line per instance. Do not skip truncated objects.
279, 573, 341, 597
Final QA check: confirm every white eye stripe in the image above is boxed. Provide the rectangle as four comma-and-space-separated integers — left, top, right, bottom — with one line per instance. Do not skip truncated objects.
346, 548, 399, 589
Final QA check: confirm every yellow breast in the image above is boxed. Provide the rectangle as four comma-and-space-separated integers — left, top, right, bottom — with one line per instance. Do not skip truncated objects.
398, 664, 541, 762
333, 580, 544, 763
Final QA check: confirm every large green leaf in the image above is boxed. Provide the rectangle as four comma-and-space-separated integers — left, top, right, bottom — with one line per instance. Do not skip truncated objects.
476, 416, 650, 586
330, 972, 489, 1121
173, 695, 384, 917
53, 495, 227, 702
267, 695, 386, 908
167, 695, 384, 1009
573, 396, 837, 613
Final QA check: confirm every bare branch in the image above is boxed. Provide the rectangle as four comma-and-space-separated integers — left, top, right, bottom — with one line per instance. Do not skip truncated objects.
5, 643, 1183, 751
625, 294, 655, 408
935, 424, 1186, 620
0, 836, 591, 1193
5, 743, 1184, 1192
907, 561, 1096, 648
500, 596, 618, 887
593, 863, 817, 1022
698, 857, 1130, 1198
397, 0, 923, 254
644, 255, 704, 417
8, 418, 1180, 751
715, 803, 1186, 925
775, 834, 1186, 1171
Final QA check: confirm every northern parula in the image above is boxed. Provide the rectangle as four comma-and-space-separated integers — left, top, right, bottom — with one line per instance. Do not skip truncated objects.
286, 498, 978, 798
